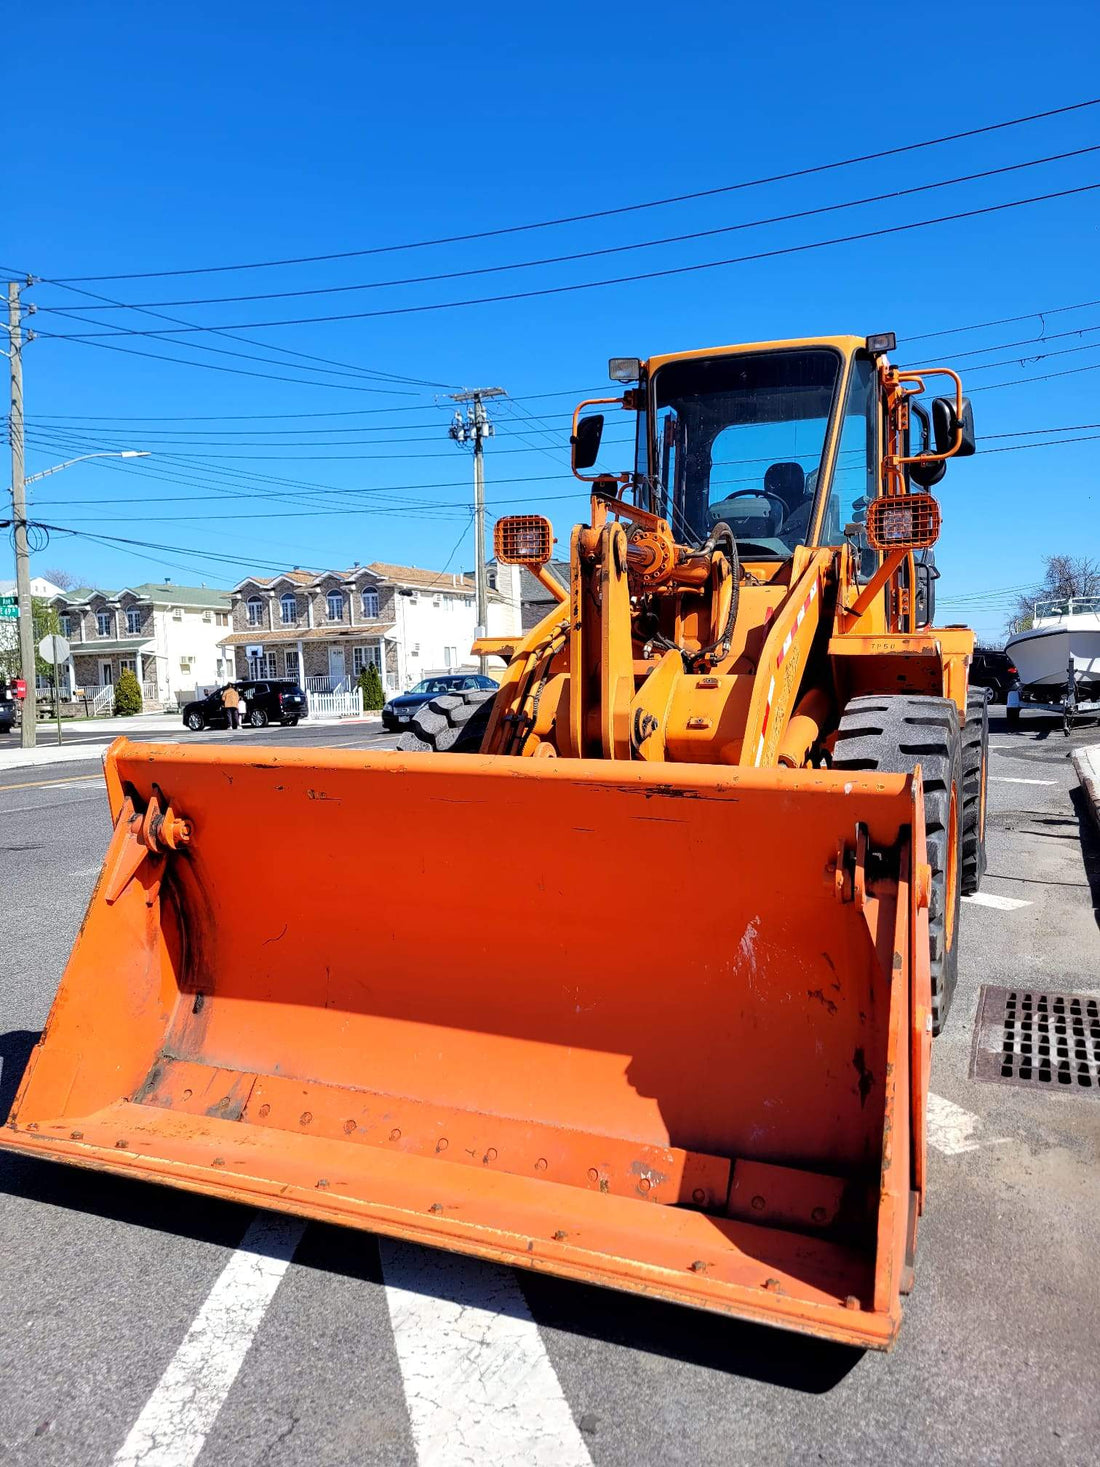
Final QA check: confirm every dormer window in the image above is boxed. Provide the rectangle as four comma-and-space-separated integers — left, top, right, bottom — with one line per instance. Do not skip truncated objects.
280, 593, 297, 625
361, 589, 379, 618
326, 590, 344, 622
97, 611, 111, 636
126, 608, 141, 634
246, 595, 264, 626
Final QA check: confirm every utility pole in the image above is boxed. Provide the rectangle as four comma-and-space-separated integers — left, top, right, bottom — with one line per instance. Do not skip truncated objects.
449, 387, 504, 675
6, 280, 36, 748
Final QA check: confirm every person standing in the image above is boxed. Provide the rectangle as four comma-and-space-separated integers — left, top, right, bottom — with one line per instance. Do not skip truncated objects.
221, 683, 242, 730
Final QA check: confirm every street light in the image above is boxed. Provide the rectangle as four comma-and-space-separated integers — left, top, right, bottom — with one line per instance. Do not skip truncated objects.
23, 449, 150, 487
6, 448, 150, 749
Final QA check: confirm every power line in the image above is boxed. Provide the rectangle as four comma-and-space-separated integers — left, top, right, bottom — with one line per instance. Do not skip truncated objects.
37, 182, 1100, 337
34, 147, 1100, 315
40, 97, 1100, 282
34, 278, 455, 391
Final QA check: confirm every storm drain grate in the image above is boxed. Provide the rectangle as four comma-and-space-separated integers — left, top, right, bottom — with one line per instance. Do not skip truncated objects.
970, 986, 1100, 1094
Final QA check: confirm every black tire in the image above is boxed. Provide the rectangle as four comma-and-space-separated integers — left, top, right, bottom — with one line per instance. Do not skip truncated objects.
833, 695, 964, 1036
1006, 704, 1021, 727
248, 708, 268, 727
961, 690, 988, 895
285, 716, 299, 727
397, 689, 496, 754
186, 711, 204, 731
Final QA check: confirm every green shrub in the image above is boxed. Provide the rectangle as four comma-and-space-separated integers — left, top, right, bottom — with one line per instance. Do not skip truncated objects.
358, 662, 384, 710
113, 667, 143, 716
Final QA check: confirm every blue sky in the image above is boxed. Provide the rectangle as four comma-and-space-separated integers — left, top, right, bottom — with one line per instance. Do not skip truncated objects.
6, 0, 1099, 641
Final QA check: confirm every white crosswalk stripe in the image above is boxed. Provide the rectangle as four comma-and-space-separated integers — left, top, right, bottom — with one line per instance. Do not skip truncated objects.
963, 892, 1033, 910
380, 1239, 593, 1467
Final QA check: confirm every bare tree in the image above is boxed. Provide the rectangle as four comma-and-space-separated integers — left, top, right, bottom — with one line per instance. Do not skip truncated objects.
1007, 555, 1100, 634
40, 567, 85, 591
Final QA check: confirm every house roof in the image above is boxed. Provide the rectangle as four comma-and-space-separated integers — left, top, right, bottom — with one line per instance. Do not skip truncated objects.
519, 561, 572, 604
232, 562, 481, 596
69, 638, 156, 655
53, 582, 229, 609
221, 624, 395, 647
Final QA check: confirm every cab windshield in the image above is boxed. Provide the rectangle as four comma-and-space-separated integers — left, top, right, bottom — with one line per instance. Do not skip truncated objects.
643, 348, 843, 557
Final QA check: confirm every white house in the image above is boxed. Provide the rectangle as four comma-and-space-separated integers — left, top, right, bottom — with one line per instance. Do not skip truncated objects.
0, 577, 64, 671
51, 581, 232, 709
222, 561, 522, 691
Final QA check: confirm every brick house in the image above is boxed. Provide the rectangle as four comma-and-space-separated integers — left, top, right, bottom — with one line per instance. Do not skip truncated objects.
51, 582, 232, 708
221, 562, 521, 692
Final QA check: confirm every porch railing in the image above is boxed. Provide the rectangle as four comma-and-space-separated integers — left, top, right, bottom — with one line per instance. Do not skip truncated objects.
304, 674, 354, 693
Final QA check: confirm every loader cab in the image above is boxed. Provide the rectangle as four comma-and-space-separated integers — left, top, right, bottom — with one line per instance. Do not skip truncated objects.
636, 338, 878, 563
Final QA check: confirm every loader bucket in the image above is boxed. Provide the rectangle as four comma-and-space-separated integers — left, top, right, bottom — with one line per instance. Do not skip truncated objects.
3, 739, 931, 1349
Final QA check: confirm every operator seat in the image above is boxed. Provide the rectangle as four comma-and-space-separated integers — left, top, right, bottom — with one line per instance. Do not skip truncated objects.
765, 461, 813, 542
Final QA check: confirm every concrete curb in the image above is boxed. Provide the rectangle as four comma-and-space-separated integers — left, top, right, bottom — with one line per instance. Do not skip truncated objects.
0, 742, 111, 773
1072, 744, 1100, 836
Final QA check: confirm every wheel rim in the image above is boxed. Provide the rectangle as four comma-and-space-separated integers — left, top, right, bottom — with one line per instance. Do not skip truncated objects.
945, 783, 959, 952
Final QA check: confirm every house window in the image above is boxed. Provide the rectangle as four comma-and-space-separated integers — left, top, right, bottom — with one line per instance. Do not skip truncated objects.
172, 607, 183, 621
247, 596, 264, 626
215, 611, 228, 627
353, 645, 381, 673
59, 614, 72, 637
96, 611, 111, 636
361, 589, 379, 618
326, 590, 344, 622
285, 650, 300, 678
443, 646, 458, 668
216, 658, 226, 679
120, 658, 137, 674
432, 594, 441, 608
202, 611, 212, 624
126, 609, 141, 634
180, 656, 194, 674
280, 593, 297, 625
263, 652, 277, 678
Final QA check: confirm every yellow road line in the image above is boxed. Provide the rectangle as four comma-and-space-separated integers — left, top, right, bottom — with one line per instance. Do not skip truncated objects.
0, 774, 101, 792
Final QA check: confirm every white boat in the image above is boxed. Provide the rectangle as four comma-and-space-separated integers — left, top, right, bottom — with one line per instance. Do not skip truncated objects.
1006, 596, 1100, 691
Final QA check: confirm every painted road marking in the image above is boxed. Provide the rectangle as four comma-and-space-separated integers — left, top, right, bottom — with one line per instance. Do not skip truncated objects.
927, 1092, 1007, 1156
113, 1213, 305, 1467
990, 777, 1056, 785
380, 1239, 593, 1467
0, 774, 99, 791
963, 892, 1033, 911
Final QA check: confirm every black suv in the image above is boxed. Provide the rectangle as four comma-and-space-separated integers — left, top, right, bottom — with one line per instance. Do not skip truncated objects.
970, 648, 1019, 703
181, 680, 309, 731
0, 686, 15, 735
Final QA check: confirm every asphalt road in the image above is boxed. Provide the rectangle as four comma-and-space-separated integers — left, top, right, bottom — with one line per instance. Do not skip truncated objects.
1, 710, 1098, 1467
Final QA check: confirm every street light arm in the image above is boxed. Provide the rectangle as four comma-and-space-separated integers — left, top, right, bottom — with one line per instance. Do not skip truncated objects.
23, 450, 150, 487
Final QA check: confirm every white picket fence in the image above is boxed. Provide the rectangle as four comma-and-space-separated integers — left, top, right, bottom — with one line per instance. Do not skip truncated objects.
307, 688, 363, 719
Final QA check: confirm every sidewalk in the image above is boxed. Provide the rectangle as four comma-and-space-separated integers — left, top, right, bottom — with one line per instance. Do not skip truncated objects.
0, 713, 180, 773
1072, 744, 1100, 835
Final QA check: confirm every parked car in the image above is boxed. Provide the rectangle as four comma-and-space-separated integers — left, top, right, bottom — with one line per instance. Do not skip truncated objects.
382, 673, 497, 731
180, 680, 309, 731
0, 687, 15, 734
970, 648, 1019, 703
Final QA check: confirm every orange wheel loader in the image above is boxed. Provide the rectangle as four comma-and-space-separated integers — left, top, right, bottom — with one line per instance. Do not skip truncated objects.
3, 334, 985, 1351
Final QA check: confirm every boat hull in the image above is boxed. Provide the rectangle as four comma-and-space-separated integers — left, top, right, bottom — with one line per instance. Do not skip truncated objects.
1006, 621, 1100, 690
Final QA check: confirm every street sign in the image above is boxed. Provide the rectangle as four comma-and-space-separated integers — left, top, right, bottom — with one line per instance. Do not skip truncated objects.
0, 605, 17, 620
38, 633, 71, 662
0, 593, 16, 604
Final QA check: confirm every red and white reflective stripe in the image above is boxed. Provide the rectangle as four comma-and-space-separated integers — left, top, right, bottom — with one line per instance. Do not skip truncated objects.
774, 582, 818, 670
757, 581, 819, 765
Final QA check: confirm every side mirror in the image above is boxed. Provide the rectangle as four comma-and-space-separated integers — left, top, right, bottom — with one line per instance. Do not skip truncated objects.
571, 414, 604, 472
908, 400, 947, 487
910, 456, 947, 488
932, 395, 976, 457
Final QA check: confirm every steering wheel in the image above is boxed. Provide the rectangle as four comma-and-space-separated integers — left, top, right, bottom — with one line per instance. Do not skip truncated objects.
711, 488, 789, 526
